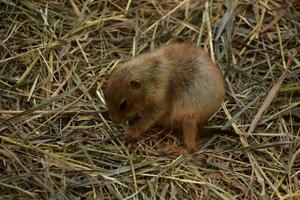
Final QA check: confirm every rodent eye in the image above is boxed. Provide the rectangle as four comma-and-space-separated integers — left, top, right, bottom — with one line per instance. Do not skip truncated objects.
130, 80, 141, 89
119, 99, 128, 111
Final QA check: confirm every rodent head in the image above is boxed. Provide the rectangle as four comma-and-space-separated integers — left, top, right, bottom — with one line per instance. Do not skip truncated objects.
104, 66, 145, 124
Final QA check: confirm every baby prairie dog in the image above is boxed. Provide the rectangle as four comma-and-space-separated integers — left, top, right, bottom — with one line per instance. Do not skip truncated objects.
104, 43, 225, 152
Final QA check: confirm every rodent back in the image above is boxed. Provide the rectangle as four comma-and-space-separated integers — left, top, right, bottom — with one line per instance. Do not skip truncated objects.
157, 43, 225, 117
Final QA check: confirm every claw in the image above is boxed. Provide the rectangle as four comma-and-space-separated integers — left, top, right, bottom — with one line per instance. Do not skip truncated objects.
160, 144, 188, 156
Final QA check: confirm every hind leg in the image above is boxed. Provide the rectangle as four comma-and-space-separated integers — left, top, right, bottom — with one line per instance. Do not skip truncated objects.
182, 115, 198, 153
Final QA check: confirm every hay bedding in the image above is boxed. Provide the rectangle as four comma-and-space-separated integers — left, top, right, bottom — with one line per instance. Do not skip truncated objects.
0, 0, 299, 199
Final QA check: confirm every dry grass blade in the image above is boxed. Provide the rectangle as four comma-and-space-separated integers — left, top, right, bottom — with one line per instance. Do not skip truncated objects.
248, 70, 288, 134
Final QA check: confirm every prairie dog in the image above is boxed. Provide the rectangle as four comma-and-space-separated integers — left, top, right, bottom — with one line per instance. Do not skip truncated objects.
104, 43, 225, 152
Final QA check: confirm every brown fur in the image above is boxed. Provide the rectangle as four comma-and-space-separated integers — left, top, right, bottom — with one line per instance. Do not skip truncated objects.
104, 43, 225, 153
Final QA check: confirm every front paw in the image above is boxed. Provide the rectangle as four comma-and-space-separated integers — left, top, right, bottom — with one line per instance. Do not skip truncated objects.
160, 144, 188, 156
122, 129, 141, 142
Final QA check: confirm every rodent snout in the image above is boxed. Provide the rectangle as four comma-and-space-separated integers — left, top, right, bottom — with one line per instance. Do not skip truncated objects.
109, 113, 125, 124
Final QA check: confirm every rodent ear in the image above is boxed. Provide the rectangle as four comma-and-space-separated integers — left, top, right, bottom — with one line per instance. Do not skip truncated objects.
152, 60, 161, 67
130, 80, 142, 89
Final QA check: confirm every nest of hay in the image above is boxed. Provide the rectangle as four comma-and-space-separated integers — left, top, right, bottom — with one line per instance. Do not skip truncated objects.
0, 0, 299, 199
